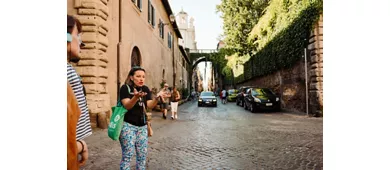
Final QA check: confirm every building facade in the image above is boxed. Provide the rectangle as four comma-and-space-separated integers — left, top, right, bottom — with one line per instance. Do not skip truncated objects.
67, 0, 189, 128
176, 8, 197, 50
177, 45, 191, 91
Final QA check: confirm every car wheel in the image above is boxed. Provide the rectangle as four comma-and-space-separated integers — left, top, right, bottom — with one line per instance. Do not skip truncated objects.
240, 100, 244, 107
215, 104, 217, 107
250, 103, 256, 113
244, 102, 248, 110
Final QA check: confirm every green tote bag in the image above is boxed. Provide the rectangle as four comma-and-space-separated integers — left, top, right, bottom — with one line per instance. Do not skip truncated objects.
108, 85, 131, 140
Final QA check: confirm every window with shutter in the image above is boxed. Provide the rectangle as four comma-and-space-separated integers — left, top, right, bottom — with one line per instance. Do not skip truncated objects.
137, 0, 142, 10
151, 6, 155, 27
159, 20, 163, 38
162, 23, 165, 39
148, 0, 151, 23
168, 32, 171, 48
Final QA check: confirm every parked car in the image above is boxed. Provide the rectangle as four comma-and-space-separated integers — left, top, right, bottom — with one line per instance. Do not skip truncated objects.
227, 89, 239, 102
236, 86, 255, 107
198, 91, 217, 107
243, 87, 281, 112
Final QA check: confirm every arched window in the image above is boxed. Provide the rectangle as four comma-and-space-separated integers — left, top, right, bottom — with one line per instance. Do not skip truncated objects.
131, 46, 142, 67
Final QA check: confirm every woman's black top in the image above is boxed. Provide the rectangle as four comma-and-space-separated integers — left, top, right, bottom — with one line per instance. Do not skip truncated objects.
120, 84, 152, 126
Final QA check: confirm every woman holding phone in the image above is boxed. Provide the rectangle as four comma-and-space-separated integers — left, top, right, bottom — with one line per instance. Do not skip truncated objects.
118, 66, 165, 170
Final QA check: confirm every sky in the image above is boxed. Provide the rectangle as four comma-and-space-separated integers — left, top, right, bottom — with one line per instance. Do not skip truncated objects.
169, 0, 223, 91
169, 0, 223, 50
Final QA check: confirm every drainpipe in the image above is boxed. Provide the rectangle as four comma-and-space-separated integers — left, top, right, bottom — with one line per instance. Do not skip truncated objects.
173, 33, 176, 88
117, 0, 123, 99
304, 48, 309, 116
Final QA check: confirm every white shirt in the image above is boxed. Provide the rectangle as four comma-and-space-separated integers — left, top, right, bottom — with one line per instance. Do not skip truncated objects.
222, 90, 227, 97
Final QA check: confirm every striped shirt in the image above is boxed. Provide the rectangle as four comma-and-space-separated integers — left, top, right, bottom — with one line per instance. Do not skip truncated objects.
67, 63, 92, 140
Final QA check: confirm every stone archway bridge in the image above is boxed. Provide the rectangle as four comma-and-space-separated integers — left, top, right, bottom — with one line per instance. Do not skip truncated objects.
190, 49, 219, 69
189, 49, 221, 92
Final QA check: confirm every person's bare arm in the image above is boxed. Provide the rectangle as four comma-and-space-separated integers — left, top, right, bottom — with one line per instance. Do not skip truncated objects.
147, 93, 166, 109
122, 89, 147, 110
77, 140, 88, 166
121, 97, 139, 110
147, 97, 159, 109
158, 91, 165, 103
176, 92, 181, 100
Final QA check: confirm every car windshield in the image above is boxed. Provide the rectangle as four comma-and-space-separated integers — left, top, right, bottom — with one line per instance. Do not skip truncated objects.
252, 88, 275, 96
201, 92, 214, 96
228, 89, 238, 94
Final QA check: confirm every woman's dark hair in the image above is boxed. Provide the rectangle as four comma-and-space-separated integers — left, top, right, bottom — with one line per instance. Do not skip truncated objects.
67, 15, 82, 34
126, 66, 146, 85
128, 66, 145, 76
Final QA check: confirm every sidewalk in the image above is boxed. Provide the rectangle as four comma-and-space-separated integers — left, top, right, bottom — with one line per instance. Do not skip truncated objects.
148, 99, 189, 130
151, 99, 188, 112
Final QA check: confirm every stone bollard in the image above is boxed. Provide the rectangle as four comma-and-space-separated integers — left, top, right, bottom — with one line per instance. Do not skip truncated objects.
89, 112, 98, 128
97, 111, 109, 129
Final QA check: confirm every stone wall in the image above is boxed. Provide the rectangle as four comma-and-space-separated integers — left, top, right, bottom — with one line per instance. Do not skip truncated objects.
238, 60, 306, 113
308, 15, 323, 116
68, 0, 111, 128
237, 15, 323, 116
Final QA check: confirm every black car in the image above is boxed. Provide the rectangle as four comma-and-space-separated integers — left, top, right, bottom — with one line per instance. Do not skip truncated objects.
243, 87, 281, 112
236, 86, 255, 107
198, 91, 217, 107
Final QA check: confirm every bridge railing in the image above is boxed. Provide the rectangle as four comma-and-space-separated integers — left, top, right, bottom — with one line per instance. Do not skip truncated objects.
189, 49, 219, 53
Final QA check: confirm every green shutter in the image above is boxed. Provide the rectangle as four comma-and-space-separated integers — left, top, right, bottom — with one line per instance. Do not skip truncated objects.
162, 24, 164, 39
152, 6, 155, 27
148, 0, 150, 23
138, 0, 142, 10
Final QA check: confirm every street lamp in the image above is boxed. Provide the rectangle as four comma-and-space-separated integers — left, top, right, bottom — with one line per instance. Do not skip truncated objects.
169, 14, 175, 23
162, 14, 175, 25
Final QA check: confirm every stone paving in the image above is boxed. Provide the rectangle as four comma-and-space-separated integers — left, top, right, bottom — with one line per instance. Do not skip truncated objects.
83, 100, 323, 170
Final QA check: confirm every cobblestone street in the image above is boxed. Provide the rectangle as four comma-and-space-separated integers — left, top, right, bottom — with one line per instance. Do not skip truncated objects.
84, 100, 323, 170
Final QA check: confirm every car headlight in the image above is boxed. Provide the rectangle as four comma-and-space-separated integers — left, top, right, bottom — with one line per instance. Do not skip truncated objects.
254, 98, 261, 103
276, 97, 280, 102
198, 99, 202, 102
213, 99, 216, 101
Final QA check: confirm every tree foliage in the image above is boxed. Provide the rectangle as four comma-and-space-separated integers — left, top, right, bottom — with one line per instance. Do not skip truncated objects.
235, 0, 323, 84
216, 0, 270, 55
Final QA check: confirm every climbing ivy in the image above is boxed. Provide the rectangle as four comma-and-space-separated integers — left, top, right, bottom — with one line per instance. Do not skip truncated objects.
235, 0, 322, 83
190, 48, 236, 82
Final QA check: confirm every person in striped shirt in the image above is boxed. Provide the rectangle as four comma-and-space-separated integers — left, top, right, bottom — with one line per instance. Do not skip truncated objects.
67, 15, 92, 167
